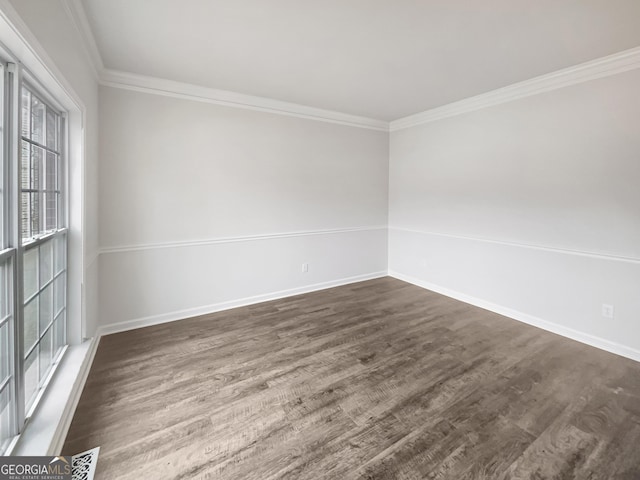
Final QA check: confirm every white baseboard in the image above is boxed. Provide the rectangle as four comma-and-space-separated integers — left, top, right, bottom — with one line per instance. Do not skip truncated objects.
23, 268, 639, 457
389, 270, 640, 363
98, 271, 388, 336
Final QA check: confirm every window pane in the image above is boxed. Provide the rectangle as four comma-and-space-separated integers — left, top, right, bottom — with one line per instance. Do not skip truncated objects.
0, 322, 9, 383
20, 139, 32, 240
30, 145, 43, 191
20, 193, 29, 240
0, 261, 7, 318
20, 142, 30, 190
24, 348, 38, 407
53, 311, 65, 354
39, 283, 52, 333
23, 248, 38, 299
53, 274, 65, 316
23, 298, 38, 354
23, 190, 40, 240
45, 192, 57, 231
40, 241, 53, 288
45, 152, 57, 190
30, 96, 45, 145
54, 235, 65, 275
0, 387, 12, 452
20, 88, 31, 139
39, 327, 53, 382
46, 109, 57, 150
24, 145, 44, 240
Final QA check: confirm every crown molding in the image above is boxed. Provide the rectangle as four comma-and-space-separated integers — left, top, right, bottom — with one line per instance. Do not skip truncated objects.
52, 1, 640, 133
60, 0, 104, 80
0, 0, 85, 113
390, 45, 640, 131
100, 69, 389, 131
58, 2, 388, 131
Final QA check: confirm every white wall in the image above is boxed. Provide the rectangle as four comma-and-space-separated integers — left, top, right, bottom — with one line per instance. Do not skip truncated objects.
11, 1, 638, 365
389, 68, 640, 359
98, 86, 388, 332
6, 0, 100, 338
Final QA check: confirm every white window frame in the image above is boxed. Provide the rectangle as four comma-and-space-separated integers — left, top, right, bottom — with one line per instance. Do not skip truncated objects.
0, 55, 69, 455
0, 15, 86, 452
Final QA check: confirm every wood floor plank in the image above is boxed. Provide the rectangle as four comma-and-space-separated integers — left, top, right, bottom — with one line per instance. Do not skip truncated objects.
63, 277, 640, 479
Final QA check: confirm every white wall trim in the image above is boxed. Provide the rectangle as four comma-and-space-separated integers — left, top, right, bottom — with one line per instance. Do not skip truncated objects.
85, 251, 99, 269
390, 46, 640, 131
58, 1, 640, 134
389, 271, 640, 363
0, 0, 85, 111
10, 337, 100, 456
100, 226, 388, 255
100, 69, 389, 131
390, 226, 640, 265
97, 270, 388, 336
60, 0, 104, 80
58, 0, 389, 132
48, 337, 100, 455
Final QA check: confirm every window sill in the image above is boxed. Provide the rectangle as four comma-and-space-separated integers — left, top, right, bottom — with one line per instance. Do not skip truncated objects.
8, 337, 99, 456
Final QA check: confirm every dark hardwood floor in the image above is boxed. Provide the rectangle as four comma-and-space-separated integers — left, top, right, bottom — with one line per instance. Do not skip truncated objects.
63, 277, 640, 479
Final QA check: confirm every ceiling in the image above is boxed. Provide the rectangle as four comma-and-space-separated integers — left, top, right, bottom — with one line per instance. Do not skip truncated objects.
81, 0, 640, 121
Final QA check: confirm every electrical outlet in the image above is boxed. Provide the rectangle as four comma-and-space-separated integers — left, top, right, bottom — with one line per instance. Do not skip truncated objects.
601, 304, 614, 319
302, 263, 309, 273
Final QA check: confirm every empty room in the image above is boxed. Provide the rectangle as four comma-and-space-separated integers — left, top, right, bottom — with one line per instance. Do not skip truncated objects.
1, 1, 639, 479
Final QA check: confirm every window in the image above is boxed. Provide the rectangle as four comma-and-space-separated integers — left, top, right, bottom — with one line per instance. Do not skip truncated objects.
0, 58, 68, 454
20, 85, 67, 412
